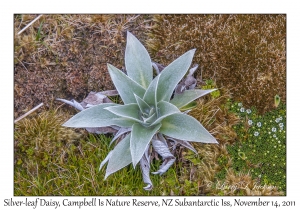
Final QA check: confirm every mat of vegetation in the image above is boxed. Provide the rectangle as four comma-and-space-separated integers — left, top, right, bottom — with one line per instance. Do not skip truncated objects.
147, 14, 286, 114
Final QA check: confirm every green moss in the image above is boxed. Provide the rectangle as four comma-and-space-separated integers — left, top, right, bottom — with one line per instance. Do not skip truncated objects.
202, 79, 221, 98
226, 102, 286, 193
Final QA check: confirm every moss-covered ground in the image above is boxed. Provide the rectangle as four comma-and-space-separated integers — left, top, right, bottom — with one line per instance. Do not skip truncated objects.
14, 14, 286, 196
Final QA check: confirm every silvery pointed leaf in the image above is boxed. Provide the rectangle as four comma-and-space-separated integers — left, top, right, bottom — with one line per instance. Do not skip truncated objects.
170, 89, 217, 109
187, 64, 198, 76
150, 101, 180, 126
107, 64, 146, 104
109, 127, 131, 146
156, 49, 196, 102
143, 73, 161, 107
99, 151, 113, 171
63, 103, 134, 128
142, 112, 156, 124
105, 134, 132, 179
134, 94, 151, 115
125, 32, 153, 88
130, 123, 161, 168
178, 101, 197, 111
56, 98, 84, 111
85, 127, 117, 135
160, 113, 218, 143
104, 103, 143, 123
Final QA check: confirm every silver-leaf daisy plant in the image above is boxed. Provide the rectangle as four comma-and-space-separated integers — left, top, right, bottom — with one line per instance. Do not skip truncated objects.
59, 32, 218, 190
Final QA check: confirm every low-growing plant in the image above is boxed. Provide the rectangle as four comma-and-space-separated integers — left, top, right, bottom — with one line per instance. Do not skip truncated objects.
227, 101, 286, 194
62, 32, 217, 190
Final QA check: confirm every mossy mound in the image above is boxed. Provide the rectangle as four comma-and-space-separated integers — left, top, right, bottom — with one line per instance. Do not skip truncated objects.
14, 14, 153, 118
147, 14, 286, 114
226, 101, 286, 193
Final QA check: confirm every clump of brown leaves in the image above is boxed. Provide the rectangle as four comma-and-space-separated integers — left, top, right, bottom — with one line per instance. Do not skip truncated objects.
147, 14, 286, 114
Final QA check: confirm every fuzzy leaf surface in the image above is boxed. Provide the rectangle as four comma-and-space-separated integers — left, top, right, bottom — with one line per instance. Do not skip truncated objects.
143, 112, 156, 124
143, 74, 160, 107
160, 113, 218, 143
56, 98, 84, 111
107, 64, 145, 104
63, 103, 134, 128
131, 123, 161, 168
104, 103, 142, 123
125, 32, 152, 88
134, 94, 151, 115
171, 89, 217, 108
156, 49, 195, 102
179, 101, 197, 111
150, 101, 180, 126
105, 134, 132, 179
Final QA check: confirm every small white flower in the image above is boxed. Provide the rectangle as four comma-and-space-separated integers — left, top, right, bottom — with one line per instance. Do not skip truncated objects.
254, 131, 259, 136
248, 120, 253, 126
240, 107, 245, 112
272, 127, 277, 132
273, 134, 277, 138
275, 118, 280, 123
238, 103, 242, 107
257, 122, 262, 127
279, 116, 283, 120
246, 109, 251, 114
279, 123, 284, 128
